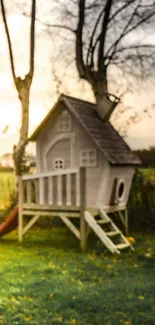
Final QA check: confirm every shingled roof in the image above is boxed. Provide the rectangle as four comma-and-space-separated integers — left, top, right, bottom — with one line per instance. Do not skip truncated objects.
30, 94, 141, 166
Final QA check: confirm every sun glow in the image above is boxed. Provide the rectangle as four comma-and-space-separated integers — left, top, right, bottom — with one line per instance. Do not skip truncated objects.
0, 105, 19, 136
0, 101, 48, 136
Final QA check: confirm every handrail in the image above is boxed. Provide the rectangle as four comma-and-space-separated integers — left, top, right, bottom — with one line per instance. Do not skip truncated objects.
22, 168, 79, 180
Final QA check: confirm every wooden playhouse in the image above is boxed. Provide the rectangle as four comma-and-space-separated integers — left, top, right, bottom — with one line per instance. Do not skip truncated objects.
18, 95, 140, 253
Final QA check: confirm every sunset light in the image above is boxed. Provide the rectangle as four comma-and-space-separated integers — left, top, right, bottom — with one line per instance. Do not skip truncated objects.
0, 104, 19, 135
0, 1, 155, 324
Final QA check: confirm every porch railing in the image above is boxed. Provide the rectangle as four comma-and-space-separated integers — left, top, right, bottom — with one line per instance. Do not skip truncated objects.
21, 167, 86, 210
18, 167, 87, 250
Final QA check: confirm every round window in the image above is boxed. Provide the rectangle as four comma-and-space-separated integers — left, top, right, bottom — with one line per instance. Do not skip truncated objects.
53, 159, 64, 170
116, 180, 125, 201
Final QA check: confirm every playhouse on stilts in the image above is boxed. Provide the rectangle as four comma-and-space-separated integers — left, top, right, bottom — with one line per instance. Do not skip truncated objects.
18, 95, 140, 254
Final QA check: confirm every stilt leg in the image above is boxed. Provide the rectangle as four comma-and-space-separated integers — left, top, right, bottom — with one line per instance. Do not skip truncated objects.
18, 176, 23, 242
80, 168, 87, 251
124, 208, 129, 235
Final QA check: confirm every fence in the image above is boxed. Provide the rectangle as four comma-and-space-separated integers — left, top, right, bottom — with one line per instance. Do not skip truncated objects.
0, 173, 15, 211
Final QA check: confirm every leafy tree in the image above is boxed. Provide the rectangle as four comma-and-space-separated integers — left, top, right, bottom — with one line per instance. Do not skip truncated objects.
135, 147, 155, 167
0, 0, 36, 176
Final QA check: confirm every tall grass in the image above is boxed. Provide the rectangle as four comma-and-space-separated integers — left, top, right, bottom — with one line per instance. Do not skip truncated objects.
0, 172, 15, 211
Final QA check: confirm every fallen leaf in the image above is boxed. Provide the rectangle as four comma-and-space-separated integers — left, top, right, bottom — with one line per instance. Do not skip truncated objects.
124, 321, 132, 325
144, 252, 152, 258
48, 293, 54, 299
138, 296, 145, 300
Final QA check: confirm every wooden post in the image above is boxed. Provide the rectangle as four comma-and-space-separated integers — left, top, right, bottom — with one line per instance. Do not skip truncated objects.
26, 180, 32, 203
71, 173, 76, 206
48, 177, 53, 205
18, 176, 23, 242
124, 208, 129, 235
52, 176, 58, 205
80, 167, 87, 251
62, 174, 67, 205
39, 177, 44, 205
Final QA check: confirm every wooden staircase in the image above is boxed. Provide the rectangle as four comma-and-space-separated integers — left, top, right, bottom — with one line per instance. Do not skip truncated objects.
84, 208, 134, 254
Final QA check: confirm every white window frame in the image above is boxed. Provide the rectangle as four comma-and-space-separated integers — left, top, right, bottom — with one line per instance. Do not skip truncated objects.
116, 179, 126, 202
57, 110, 72, 132
80, 149, 97, 167
53, 158, 64, 170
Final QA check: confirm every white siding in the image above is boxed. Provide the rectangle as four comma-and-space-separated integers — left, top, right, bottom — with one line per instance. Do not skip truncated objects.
100, 166, 134, 209
46, 138, 71, 171
70, 117, 107, 207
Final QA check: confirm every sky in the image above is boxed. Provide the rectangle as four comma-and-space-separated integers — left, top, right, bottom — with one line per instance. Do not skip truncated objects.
0, 3, 155, 156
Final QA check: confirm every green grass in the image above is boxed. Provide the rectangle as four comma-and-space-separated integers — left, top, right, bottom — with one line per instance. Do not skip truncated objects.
0, 172, 14, 182
0, 226, 155, 325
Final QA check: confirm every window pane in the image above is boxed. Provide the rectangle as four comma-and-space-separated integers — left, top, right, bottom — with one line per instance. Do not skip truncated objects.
89, 151, 95, 158
80, 149, 96, 167
89, 159, 95, 165
58, 111, 71, 132
81, 151, 87, 158
82, 159, 87, 165
53, 159, 64, 170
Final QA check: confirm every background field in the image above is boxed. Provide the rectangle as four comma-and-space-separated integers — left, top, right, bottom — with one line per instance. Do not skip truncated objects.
139, 168, 155, 179
0, 172, 15, 211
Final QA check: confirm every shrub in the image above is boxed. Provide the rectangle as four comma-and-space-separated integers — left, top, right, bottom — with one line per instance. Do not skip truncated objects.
128, 169, 155, 232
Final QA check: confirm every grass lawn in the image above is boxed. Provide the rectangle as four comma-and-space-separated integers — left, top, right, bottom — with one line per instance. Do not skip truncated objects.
0, 225, 155, 325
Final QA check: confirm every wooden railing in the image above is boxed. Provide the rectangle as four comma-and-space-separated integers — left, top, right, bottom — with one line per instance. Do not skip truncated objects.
19, 167, 87, 250
21, 168, 85, 210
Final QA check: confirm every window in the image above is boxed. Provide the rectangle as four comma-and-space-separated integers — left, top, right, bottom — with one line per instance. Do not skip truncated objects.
116, 179, 125, 202
57, 110, 71, 132
53, 158, 64, 170
80, 149, 97, 167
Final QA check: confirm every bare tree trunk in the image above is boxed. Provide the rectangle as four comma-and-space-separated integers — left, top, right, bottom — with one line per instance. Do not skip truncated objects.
91, 77, 108, 105
13, 78, 31, 176
0, 0, 36, 181
91, 74, 119, 120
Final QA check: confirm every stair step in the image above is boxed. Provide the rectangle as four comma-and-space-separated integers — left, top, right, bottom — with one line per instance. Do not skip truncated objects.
116, 243, 130, 250
106, 230, 121, 237
96, 219, 110, 225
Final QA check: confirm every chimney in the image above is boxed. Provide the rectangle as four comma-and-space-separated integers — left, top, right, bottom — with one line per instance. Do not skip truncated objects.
97, 93, 120, 121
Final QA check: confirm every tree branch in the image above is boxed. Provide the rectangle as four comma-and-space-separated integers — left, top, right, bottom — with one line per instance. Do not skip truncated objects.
85, 0, 100, 10
36, 18, 76, 34
98, 0, 113, 70
113, 44, 155, 54
76, 0, 86, 78
106, 2, 155, 63
29, 0, 36, 78
108, 0, 137, 23
0, 0, 16, 84
86, 7, 105, 67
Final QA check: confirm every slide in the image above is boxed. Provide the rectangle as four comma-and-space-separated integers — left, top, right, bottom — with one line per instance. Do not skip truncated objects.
0, 206, 18, 237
